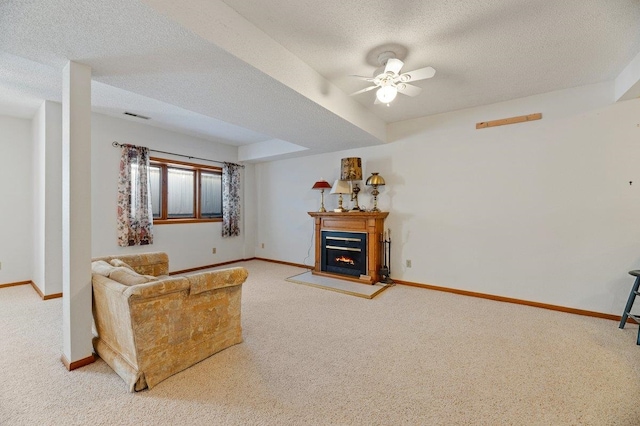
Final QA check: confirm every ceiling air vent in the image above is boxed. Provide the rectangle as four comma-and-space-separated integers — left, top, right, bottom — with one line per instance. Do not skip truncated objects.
123, 111, 150, 120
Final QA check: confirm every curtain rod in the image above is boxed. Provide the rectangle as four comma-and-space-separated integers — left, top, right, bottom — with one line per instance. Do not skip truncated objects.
111, 141, 245, 168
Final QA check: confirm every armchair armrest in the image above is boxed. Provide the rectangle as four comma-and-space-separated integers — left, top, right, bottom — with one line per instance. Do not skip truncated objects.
123, 277, 190, 300
187, 267, 248, 295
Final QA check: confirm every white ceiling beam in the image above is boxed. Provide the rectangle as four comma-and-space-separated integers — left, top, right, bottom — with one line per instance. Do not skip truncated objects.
615, 50, 640, 102
239, 139, 308, 163
141, 0, 387, 143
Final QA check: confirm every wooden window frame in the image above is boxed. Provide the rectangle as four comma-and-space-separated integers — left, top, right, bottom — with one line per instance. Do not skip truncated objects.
150, 157, 222, 225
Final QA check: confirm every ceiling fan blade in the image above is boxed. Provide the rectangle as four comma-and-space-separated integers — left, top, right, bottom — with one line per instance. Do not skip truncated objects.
350, 85, 378, 96
350, 75, 375, 82
384, 58, 404, 75
397, 83, 422, 97
400, 66, 436, 82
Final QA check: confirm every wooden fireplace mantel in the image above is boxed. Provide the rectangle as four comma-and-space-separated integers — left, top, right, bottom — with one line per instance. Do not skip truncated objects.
308, 211, 389, 284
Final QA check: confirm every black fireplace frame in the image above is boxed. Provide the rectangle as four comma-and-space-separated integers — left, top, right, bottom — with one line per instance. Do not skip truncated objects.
320, 230, 367, 277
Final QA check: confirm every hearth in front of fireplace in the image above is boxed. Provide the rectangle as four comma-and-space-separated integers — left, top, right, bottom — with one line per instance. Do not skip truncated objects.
321, 231, 367, 277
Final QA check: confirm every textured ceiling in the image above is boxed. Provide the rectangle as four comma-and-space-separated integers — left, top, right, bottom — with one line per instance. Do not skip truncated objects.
0, 0, 639, 161
222, 0, 640, 122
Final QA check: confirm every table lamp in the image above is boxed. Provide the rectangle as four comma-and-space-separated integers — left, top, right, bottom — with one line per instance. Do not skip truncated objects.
330, 179, 351, 212
311, 179, 332, 212
365, 172, 386, 212
340, 157, 363, 211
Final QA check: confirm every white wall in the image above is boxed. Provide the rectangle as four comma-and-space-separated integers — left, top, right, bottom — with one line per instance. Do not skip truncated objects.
5, 81, 639, 316
91, 113, 252, 271
32, 104, 45, 289
0, 116, 33, 284
254, 82, 640, 315
2, 108, 254, 285
32, 101, 63, 296
242, 162, 257, 259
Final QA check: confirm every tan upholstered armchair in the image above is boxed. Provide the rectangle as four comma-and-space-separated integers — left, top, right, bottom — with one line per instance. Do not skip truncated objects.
91, 252, 247, 392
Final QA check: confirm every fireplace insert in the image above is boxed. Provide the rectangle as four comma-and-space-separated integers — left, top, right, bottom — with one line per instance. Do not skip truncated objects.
321, 231, 367, 277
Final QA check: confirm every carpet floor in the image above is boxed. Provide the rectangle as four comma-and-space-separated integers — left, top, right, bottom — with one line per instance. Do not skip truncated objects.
1, 260, 640, 425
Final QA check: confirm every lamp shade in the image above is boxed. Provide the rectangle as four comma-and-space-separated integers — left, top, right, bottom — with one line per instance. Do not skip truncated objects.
365, 172, 385, 186
340, 157, 362, 181
311, 179, 332, 190
330, 179, 351, 194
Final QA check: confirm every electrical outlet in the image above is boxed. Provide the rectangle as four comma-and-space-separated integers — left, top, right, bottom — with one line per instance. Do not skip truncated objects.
261, 243, 265, 249
406, 259, 412, 268
212, 248, 216, 254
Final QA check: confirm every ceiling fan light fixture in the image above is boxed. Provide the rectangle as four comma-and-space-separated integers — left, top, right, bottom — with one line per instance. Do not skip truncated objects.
376, 85, 398, 104
349, 50, 435, 105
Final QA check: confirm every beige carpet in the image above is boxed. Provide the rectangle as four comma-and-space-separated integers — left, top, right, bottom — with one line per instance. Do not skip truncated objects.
2, 260, 640, 425
286, 271, 389, 298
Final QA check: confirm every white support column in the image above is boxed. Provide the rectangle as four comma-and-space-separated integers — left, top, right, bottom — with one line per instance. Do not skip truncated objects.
61, 61, 94, 370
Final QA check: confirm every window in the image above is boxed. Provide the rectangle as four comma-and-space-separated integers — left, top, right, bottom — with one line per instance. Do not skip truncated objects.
200, 171, 222, 218
148, 157, 222, 224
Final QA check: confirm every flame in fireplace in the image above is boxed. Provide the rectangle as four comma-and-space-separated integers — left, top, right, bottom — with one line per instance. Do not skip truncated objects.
335, 255, 355, 265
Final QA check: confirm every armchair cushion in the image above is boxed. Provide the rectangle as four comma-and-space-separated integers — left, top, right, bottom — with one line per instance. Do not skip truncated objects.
109, 267, 158, 286
91, 260, 116, 277
110, 258, 135, 270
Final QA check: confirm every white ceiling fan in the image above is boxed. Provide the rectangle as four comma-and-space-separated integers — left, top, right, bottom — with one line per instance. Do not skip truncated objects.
351, 51, 436, 105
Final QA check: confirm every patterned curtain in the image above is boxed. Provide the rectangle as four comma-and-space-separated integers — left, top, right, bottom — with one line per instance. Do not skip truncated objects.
222, 162, 241, 237
117, 144, 154, 246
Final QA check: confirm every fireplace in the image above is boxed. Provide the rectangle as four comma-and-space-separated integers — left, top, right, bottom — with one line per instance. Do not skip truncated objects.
308, 211, 388, 284
321, 231, 367, 277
